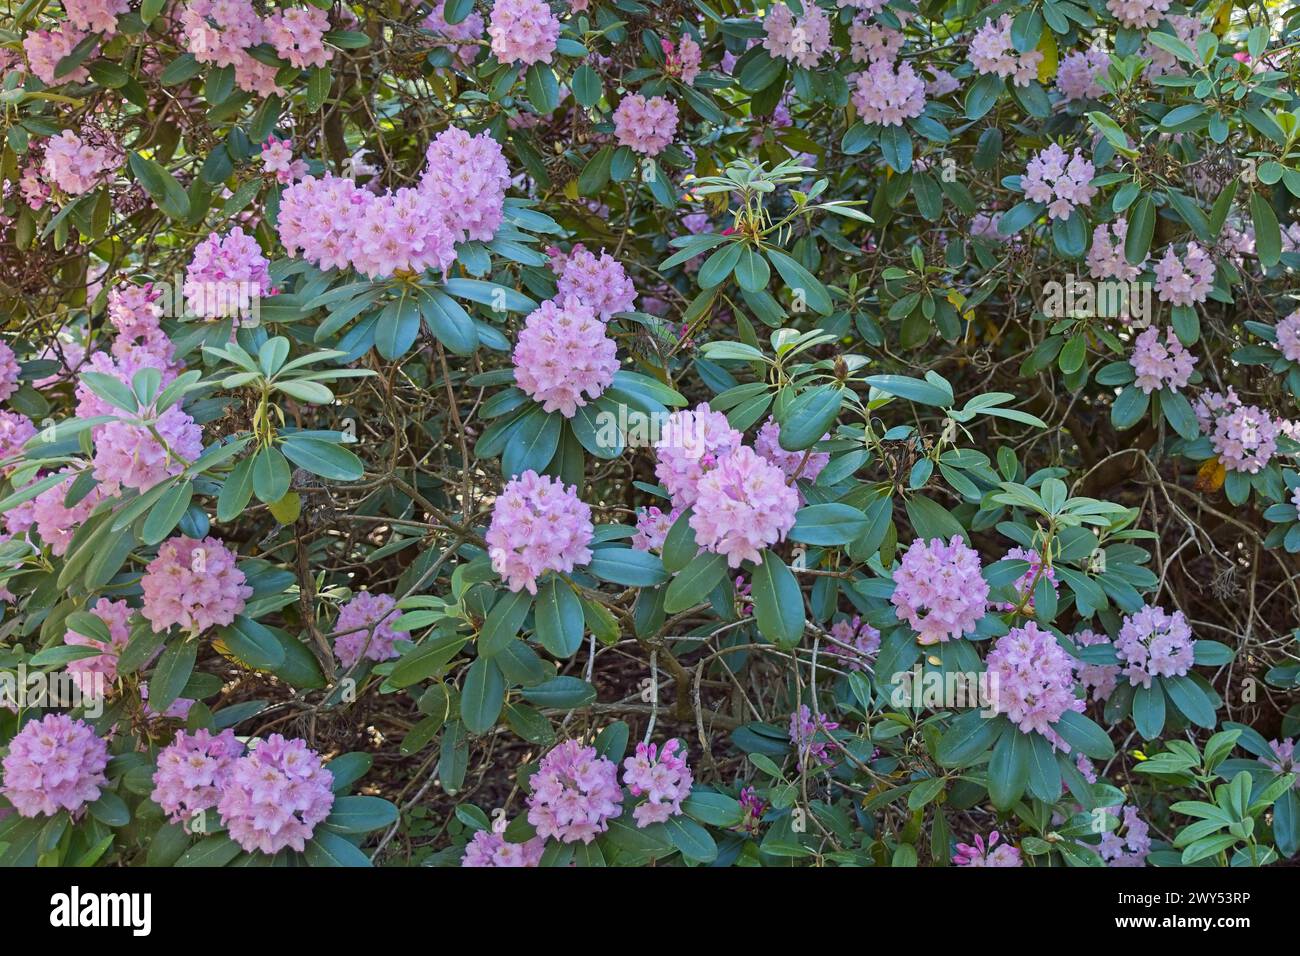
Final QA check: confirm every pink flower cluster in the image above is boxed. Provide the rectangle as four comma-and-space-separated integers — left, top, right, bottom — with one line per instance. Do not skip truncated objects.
1074, 628, 1121, 701
42, 130, 122, 197
141, 535, 252, 635
419, 127, 511, 243
179, 0, 298, 97
512, 298, 618, 416
753, 417, 829, 484
849, 20, 903, 64
632, 504, 681, 552
890, 536, 989, 645
789, 704, 839, 771
968, 14, 1044, 87
24, 26, 95, 85
689, 446, 799, 568
985, 622, 1084, 740
264, 6, 332, 69
1154, 243, 1215, 307
486, 470, 594, 594
762, 2, 832, 69
150, 728, 245, 826
1106, 0, 1170, 30
1263, 738, 1299, 783
461, 828, 545, 866
1195, 388, 1281, 473
1115, 604, 1194, 688
23, 469, 107, 557
1130, 327, 1197, 394
613, 94, 680, 157
1276, 310, 1300, 364
553, 245, 637, 320
1086, 219, 1143, 281
334, 591, 402, 668
622, 738, 693, 826
663, 35, 702, 85
216, 735, 335, 854
1056, 46, 1109, 101
850, 60, 927, 128
1022, 144, 1097, 221
65, 0, 128, 33
1, 714, 109, 818
91, 406, 204, 495
63, 597, 133, 699
488, 0, 561, 66
0, 411, 36, 472
999, 546, 1059, 612
0, 342, 19, 401
423, 0, 485, 69
953, 830, 1022, 866
654, 403, 743, 507
1098, 804, 1152, 866
526, 739, 624, 844
826, 615, 881, 671
259, 136, 307, 185
184, 227, 273, 320
108, 283, 171, 357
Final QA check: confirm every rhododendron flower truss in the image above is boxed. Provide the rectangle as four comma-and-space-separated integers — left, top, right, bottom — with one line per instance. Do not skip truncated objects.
0, 0, 1296, 875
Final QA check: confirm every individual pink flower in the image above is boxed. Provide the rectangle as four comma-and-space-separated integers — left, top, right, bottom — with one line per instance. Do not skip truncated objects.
259, 136, 307, 184
654, 403, 744, 509
486, 470, 594, 594
150, 728, 245, 826
612, 94, 679, 157
1115, 604, 1194, 688
0, 411, 36, 473
968, 14, 1043, 87
553, 245, 637, 320
462, 828, 545, 866
1154, 243, 1215, 307
184, 227, 273, 320
850, 60, 927, 127
762, 3, 832, 69
512, 298, 618, 417
217, 735, 335, 854
689, 446, 799, 568
141, 535, 252, 635
1022, 144, 1097, 221
488, 0, 561, 66
622, 739, 693, 827
1129, 327, 1197, 394
419, 126, 511, 243
985, 622, 1084, 740
953, 830, 1022, 866
526, 739, 624, 844
334, 591, 402, 669
1263, 739, 1300, 786
63, 597, 133, 699
1, 714, 108, 818
891, 536, 989, 645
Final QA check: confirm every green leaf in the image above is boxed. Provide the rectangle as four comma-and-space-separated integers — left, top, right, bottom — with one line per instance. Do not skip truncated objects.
534, 577, 584, 658
461, 656, 506, 734
987, 730, 1030, 809
776, 385, 843, 450
789, 503, 869, 546
1125, 194, 1155, 265
751, 550, 804, 648
304, 831, 372, 867
587, 548, 668, 586
127, 152, 190, 220
765, 248, 832, 315
866, 374, 952, 407
324, 796, 399, 834
1133, 682, 1167, 739
1053, 711, 1115, 759
478, 589, 533, 657
1250, 190, 1281, 268
279, 437, 363, 481
149, 640, 198, 715
663, 551, 729, 613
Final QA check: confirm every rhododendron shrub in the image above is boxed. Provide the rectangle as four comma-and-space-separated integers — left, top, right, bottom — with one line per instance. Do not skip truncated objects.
0, 0, 1298, 872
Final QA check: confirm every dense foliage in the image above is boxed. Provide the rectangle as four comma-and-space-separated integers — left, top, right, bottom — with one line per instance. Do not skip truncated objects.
1, 0, 1299, 868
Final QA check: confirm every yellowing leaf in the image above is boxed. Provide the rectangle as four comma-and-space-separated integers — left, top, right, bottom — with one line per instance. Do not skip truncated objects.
1036, 30, 1059, 83
269, 491, 302, 524
1194, 457, 1227, 493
